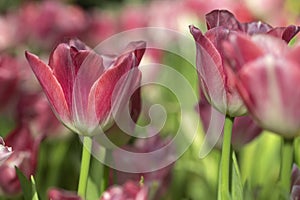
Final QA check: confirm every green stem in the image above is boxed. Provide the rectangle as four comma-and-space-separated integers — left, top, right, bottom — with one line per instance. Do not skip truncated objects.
100, 149, 110, 194
78, 136, 92, 198
280, 138, 294, 194
220, 115, 234, 200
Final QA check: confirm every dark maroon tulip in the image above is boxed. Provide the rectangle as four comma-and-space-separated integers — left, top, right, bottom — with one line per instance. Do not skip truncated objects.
101, 181, 148, 200
25, 39, 145, 136
0, 124, 41, 196
0, 54, 20, 110
48, 188, 82, 200
198, 90, 262, 150
16, 92, 66, 138
292, 164, 300, 199
226, 33, 300, 138
190, 9, 299, 117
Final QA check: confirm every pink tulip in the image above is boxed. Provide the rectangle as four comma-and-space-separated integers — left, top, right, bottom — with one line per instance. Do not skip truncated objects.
225, 33, 300, 138
190, 9, 299, 117
0, 137, 12, 166
101, 181, 148, 200
25, 39, 146, 136
48, 188, 82, 200
0, 124, 40, 196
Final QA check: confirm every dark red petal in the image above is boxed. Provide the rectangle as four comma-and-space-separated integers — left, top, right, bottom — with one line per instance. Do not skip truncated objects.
267, 25, 300, 43
205, 9, 242, 31
25, 51, 70, 123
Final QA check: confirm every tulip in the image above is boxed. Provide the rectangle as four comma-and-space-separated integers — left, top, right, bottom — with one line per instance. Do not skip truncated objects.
190, 11, 299, 117
0, 137, 12, 166
225, 32, 300, 196
225, 33, 300, 138
25, 39, 146, 136
101, 181, 148, 200
48, 188, 82, 200
0, 124, 40, 196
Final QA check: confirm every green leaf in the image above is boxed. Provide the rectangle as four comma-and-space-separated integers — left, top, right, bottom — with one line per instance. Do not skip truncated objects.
86, 177, 100, 200
231, 152, 243, 200
30, 176, 40, 200
15, 167, 32, 200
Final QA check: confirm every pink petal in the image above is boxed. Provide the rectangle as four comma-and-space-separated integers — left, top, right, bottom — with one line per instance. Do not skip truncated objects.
88, 53, 137, 128
237, 56, 300, 137
25, 51, 70, 123
48, 43, 77, 109
70, 48, 104, 128
241, 21, 272, 35
287, 44, 300, 66
224, 33, 264, 71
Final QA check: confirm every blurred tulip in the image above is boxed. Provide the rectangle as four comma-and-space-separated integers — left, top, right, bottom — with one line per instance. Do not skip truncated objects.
0, 137, 12, 166
0, 54, 20, 111
48, 188, 82, 200
225, 33, 300, 138
101, 181, 148, 200
0, 124, 40, 196
16, 92, 66, 138
292, 164, 300, 199
198, 91, 262, 150
25, 39, 146, 136
190, 9, 299, 117
111, 134, 174, 197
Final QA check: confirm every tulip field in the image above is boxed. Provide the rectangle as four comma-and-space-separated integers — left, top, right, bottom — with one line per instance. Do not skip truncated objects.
1, 0, 300, 200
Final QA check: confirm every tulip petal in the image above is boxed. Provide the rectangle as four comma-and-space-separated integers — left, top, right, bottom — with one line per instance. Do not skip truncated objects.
224, 33, 264, 71
267, 25, 300, 43
242, 21, 272, 35
71, 49, 104, 132
205, 9, 242, 31
237, 56, 300, 137
88, 53, 136, 129
190, 25, 227, 113
49, 43, 77, 109
25, 51, 70, 123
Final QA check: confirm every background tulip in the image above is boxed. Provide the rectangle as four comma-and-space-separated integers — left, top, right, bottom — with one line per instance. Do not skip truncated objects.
0, 136, 12, 166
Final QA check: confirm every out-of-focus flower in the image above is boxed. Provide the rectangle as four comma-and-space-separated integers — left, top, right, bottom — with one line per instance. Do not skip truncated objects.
225, 33, 300, 138
48, 188, 82, 200
0, 124, 41, 196
0, 54, 20, 111
198, 91, 262, 150
16, 92, 66, 138
190, 9, 299, 117
19, 1, 87, 48
111, 134, 174, 198
0, 137, 12, 166
291, 164, 300, 199
120, 5, 148, 30
25, 39, 146, 136
101, 181, 148, 200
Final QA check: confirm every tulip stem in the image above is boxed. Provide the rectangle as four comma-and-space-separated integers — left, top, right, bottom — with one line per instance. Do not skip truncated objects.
280, 138, 294, 195
100, 149, 110, 194
220, 115, 234, 200
78, 136, 92, 198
